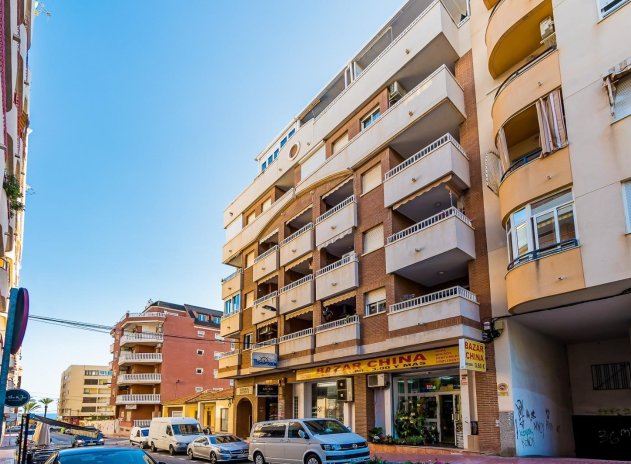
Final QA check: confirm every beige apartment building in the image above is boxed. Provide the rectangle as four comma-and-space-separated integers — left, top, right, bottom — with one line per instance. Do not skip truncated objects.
217, 0, 504, 454
471, 0, 631, 460
58, 365, 114, 424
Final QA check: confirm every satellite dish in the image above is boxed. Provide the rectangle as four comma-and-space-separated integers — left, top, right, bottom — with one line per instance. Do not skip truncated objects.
485, 151, 501, 195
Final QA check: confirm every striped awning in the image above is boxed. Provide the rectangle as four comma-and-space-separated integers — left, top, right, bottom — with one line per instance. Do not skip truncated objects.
285, 252, 313, 271
393, 174, 453, 211
317, 227, 353, 250
257, 318, 278, 329
286, 205, 312, 225
285, 306, 314, 320
259, 228, 279, 244
322, 177, 353, 200
323, 290, 357, 307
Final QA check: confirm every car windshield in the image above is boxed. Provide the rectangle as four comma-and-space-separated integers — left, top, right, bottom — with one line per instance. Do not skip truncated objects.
58, 449, 155, 463
303, 420, 350, 435
211, 435, 241, 444
172, 424, 201, 435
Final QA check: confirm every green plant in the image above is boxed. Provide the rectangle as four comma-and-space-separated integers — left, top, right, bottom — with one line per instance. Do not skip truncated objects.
3, 174, 24, 216
367, 457, 386, 464
39, 397, 54, 418
368, 427, 385, 443
22, 400, 40, 414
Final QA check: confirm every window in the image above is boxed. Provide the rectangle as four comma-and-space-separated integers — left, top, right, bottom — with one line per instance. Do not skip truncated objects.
361, 107, 381, 130
262, 197, 273, 212
224, 293, 241, 315
246, 212, 256, 225
213, 369, 218, 378
598, 0, 630, 18
331, 132, 349, 155
245, 251, 255, 268
506, 190, 577, 266
363, 224, 384, 255
197, 330, 205, 338
196, 368, 204, 374
361, 163, 382, 194
196, 349, 204, 356
243, 333, 252, 350
288, 421, 307, 438
215, 333, 225, 341
245, 292, 254, 308
197, 314, 209, 322
592, 362, 631, 390
220, 408, 229, 432
195, 387, 204, 393
611, 74, 631, 121
623, 181, 631, 233
365, 288, 386, 316
230, 379, 235, 386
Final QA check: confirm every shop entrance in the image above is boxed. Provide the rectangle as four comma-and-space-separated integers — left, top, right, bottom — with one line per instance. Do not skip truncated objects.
265, 398, 278, 421
235, 398, 252, 439
311, 381, 344, 423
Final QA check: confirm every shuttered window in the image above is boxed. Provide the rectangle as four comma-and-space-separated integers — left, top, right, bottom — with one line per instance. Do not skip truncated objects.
332, 132, 349, 155
246, 211, 256, 225
361, 163, 382, 194
623, 181, 631, 233
365, 288, 386, 315
245, 292, 254, 308
362, 224, 384, 254
262, 197, 272, 212
245, 251, 255, 268
614, 75, 631, 121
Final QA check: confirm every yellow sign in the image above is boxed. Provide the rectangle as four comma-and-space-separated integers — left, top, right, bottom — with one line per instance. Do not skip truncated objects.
459, 338, 486, 372
236, 386, 253, 396
296, 346, 459, 380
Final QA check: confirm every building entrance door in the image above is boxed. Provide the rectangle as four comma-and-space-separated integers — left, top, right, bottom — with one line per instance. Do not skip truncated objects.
265, 399, 278, 420
439, 394, 456, 445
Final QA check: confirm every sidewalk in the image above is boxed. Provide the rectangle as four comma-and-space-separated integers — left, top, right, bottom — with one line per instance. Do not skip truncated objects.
0, 448, 15, 464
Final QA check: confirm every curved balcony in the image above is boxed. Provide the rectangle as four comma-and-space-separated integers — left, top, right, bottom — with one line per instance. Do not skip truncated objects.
506, 243, 585, 313
486, 0, 553, 78
492, 49, 561, 137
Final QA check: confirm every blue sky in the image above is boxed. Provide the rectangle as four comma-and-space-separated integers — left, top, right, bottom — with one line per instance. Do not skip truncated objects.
20, 1, 404, 403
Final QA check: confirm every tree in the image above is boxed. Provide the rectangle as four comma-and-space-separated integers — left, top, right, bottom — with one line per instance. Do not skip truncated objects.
39, 398, 54, 418
22, 400, 40, 415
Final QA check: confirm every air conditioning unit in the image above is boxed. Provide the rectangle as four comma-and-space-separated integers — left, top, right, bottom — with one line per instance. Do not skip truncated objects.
388, 81, 407, 103
367, 373, 388, 388
540, 17, 556, 48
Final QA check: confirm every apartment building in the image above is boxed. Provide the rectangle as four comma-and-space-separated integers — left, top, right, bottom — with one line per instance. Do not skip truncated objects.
58, 365, 114, 424
217, 0, 503, 453
471, 0, 631, 460
110, 301, 232, 430
0, 0, 33, 425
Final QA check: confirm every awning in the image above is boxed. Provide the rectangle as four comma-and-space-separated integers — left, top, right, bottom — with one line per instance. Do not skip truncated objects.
393, 175, 453, 211
322, 177, 353, 201
28, 415, 99, 437
259, 228, 279, 244
257, 318, 278, 329
317, 227, 353, 250
286, 205, 312, 225
323, 290, 357, 307
258, 272, 278, 285
285, 252, 312, 271
285, 306, 314, 320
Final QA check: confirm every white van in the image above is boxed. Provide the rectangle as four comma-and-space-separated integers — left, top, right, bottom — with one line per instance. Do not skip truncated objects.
149, 417, 203, 455
248, 419, 369, 464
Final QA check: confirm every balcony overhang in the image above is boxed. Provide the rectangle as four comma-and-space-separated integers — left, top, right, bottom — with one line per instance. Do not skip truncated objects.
220, 311, 242, 338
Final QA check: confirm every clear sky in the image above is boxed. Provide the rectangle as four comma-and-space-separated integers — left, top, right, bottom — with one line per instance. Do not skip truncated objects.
19, 0, 404, 406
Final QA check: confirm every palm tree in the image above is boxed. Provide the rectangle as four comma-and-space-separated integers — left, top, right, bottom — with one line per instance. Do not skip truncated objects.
39, 398, 54, 418
22, 400, 40, 415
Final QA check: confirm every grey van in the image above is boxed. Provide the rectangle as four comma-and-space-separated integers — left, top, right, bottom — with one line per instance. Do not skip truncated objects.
248, 419, 369, 464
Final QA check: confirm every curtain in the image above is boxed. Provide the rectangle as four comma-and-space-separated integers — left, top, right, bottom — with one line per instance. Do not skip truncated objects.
537, 89, 567, 156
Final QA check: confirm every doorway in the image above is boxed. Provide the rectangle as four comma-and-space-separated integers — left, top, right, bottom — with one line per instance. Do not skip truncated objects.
236, 398, 252, 439
265, 399, 279, 420
440, 395, 456, 445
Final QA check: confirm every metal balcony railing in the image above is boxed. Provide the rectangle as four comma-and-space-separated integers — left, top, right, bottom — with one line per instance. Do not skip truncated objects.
221, 268, 242, 283
279, 328, 314, 343
254, 245, 279, 264
280, 223, 313, 246
386, 208, 472, 244
315, 314, 359, 333
253, 291, 278, 307
315, 195, 356, 224
315, 252, 358, 277
251, 339, 278, 350
279, 274, 314, 294
389, 286, 478, 313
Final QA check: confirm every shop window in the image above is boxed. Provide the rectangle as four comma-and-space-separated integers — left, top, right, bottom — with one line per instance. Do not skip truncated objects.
364, 288, 386, 316
220, 408, 229, 432
361, 163, 381, 195
591, 362, 631, 390
311, 382, 344, 422
363, 224, 384, 255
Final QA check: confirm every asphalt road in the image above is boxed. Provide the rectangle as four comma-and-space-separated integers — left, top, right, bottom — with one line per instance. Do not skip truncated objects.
104, 436, 231, 464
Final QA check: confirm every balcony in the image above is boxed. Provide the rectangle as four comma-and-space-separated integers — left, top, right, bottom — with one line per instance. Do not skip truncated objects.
388, 287, 479, 332
250, 339, 278, 371
279, 275, 314, 315
486, 0, 553, 78
253, 246, 279, 282
109, 343, 114, 353
315, 196, 357, 249
115, 394, 160, 405
221, 269, 242, 300
280, 223, 314, 266
384, 134, 470, 208
315, 253, 359, 301
252, 292, 279, 325
278, 329, 314, 365
217, 350, 240, 378
118, 353, 163, 366
506, 243, 585, 313
315, 315, 360, 351
385, 208, 475, 286
220, 311, 242, 338
117, 373, 162, 385
120, 332, 164, 347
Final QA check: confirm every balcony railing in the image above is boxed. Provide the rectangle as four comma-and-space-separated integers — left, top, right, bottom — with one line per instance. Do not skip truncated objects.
120, 332, 164, 344
221, 268, 242, 283
280, 274, 313, 293
507, 239, 579, 271
254, 245, 279, 264
118, 353, 163, 363
385, 134, 467, 180
315, 252, 358, 277
315, 314, 359, 333
495, 47, 557, 100
116, 394, 160, 405
251, 339, 277, 350
390, 286, 478, 313
119, 311, 169, 322
279, 328, 314, 342
253, 291, 278, 307
280, 223, 313, 246
117, 373, 162, 384
315, 195, 356, 224
387, 208, 472, 244
216, 350, 240, 360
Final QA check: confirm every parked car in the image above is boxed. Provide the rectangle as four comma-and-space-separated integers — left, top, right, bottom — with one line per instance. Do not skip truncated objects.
43, 446, 166, 464
248, 419, 369, 464
129, 426, 149, 448
71, 430, 105, 447
187, 434, 249, 462
148, 417, 202, 455
5, 426, 20, 433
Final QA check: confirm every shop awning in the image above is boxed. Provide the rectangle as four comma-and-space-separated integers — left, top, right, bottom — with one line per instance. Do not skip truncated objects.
323, 290, 356, 307
285, 306, 313, 320
393, 175, 453, 211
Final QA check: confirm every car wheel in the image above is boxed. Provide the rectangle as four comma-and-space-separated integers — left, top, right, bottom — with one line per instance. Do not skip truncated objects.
254, 452, 265, 464
188, 449, 196, 460
305, 453, 321, 464
209, 452, 217, 464
130, 440, 135, 447
151, 442, 157, 452
169, 445, 176, 456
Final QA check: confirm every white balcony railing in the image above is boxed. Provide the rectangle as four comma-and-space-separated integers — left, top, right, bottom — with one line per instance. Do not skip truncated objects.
253, 291, 278, 307
279, 274, 314, 293
221, 268, 242, 283
387, 208, 472, 244
279, 328, 314, 342
216, 350, 240, 360
390, 286, 478, 313
120, 311, 169, 322
254, 245, 279, 264
315, 252, 358, 277
120, 332, 164, 344
315, 314, 359, 333
280, 223, 313, 246
315, 195, 356, 224
116, 394, 160, 405
118, 353, 163, 363
251, 338, 277, 350
117, 373, 162, 384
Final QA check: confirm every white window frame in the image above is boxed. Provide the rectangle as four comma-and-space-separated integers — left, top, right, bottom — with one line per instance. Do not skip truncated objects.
622, 180, 631, 233
213, 368, 218, 378
365, 300, 386, 316
197, 330, 205, 338
361, 107, 381, 130
597, 0, 630, 19
243, 333, 252, 350
215, 333, 225, 341
196, 368, 204, 375
195, 387, 204, 393
196, 349, 204, 356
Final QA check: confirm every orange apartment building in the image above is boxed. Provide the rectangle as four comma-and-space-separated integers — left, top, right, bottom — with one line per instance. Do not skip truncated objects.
110, 301, 232, 430
217, 0, 502, 454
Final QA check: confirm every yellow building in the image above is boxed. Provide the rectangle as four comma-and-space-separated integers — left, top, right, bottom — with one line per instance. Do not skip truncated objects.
58, 365, 115, 424
162, 389, 234, 434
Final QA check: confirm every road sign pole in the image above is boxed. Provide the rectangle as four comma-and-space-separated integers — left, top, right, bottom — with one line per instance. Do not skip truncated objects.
0, 288, 19, 439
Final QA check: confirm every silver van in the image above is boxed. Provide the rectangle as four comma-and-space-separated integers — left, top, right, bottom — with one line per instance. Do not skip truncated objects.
248, 419, 369, 464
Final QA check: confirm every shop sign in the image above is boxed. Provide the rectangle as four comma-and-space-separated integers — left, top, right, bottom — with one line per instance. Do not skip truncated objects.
125, 404, 137, 410
236, 386, 253, 396
458, 338, 486, 372
5, 388, 30, 407
252, 352, 278, 369
255, 384, 278, 397
296, 346, 459, 380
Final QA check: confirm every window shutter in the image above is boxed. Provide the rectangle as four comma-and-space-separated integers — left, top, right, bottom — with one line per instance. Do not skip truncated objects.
614, 75, 631, 120
332, 132, 349, 155
363, 224, 384, 254
245, 251, 255, 268
262, 197, 272, 212
365, 288, 386, 305
536, 98, 553, 156
547, 89, 567, 149
623, 181, 631, 232
245, 292, 254, 308
361, 163, 382, 194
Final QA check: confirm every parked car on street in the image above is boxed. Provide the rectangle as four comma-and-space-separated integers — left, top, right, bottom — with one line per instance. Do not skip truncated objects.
71, 430, 105, 447
43, 446, 166, 463
248, 419, 369, 464
187, 434, 249, 462
129, 426, 149, 448
148, 416, 202, 455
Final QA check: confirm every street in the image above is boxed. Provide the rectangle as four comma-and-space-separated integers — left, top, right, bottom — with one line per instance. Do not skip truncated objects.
103, 437, 226, 464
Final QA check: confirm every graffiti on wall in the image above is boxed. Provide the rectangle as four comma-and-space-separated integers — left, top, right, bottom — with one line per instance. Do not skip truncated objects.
515, 399, 560, 449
